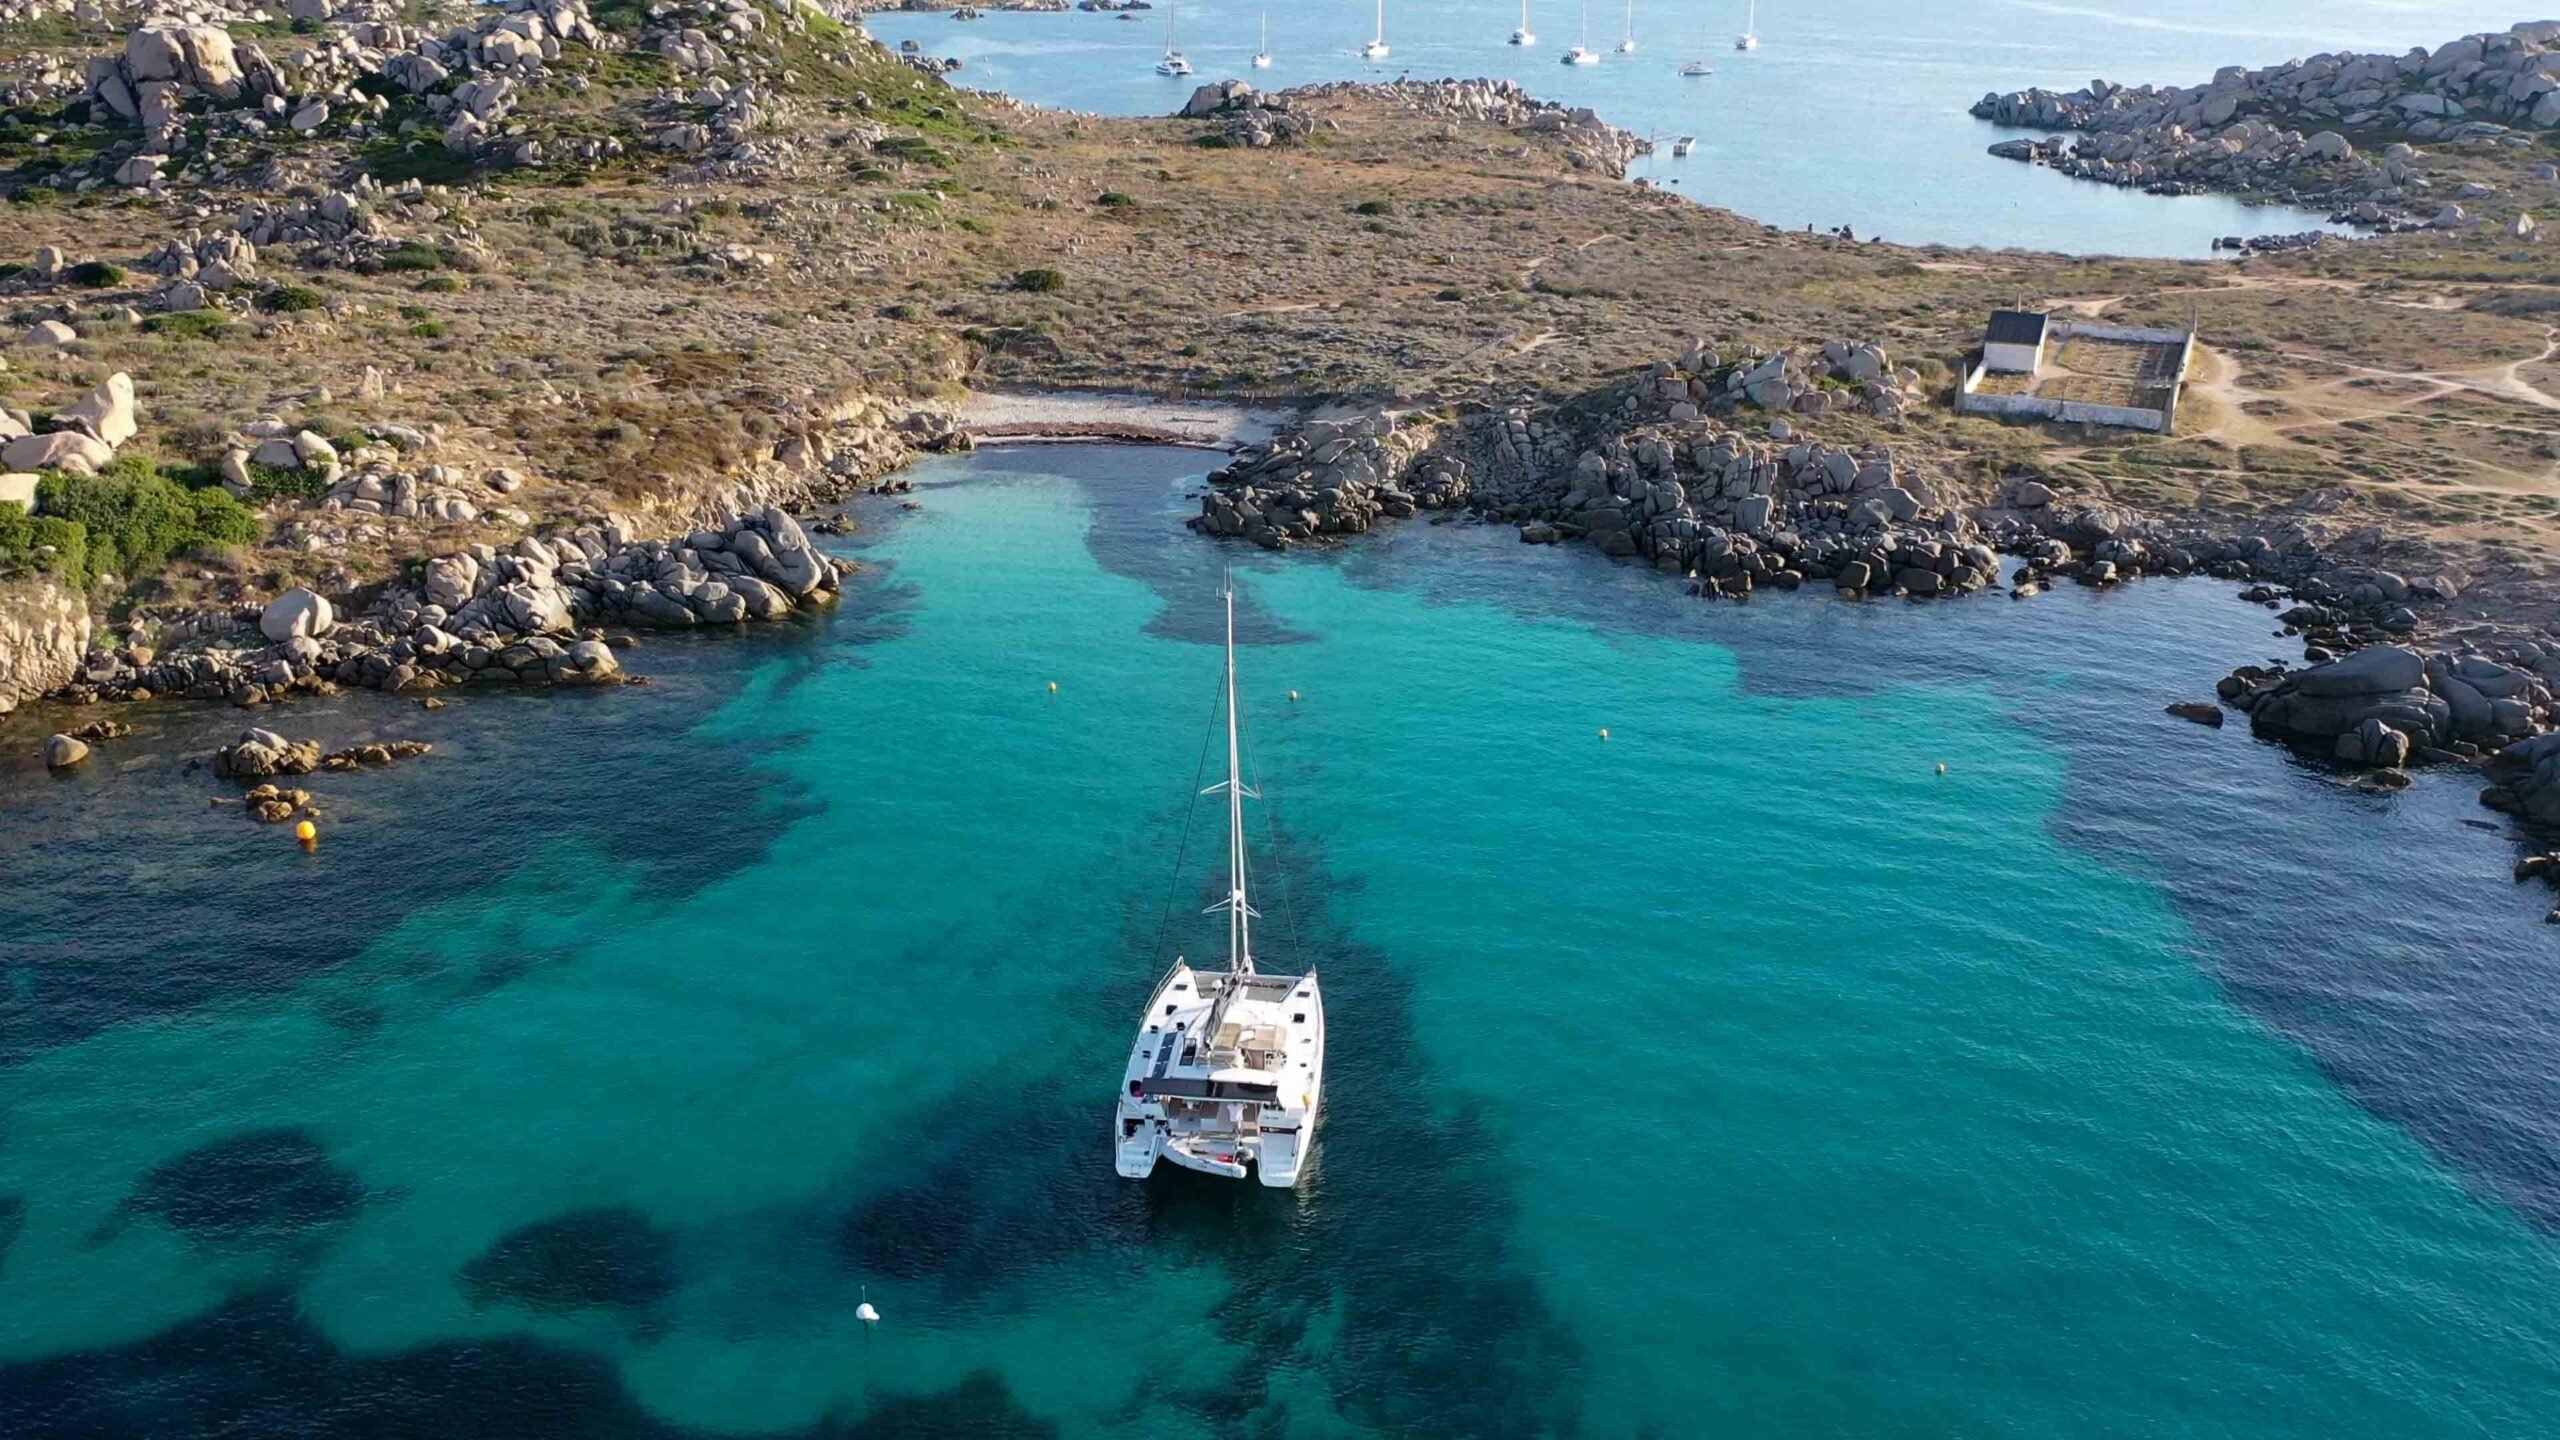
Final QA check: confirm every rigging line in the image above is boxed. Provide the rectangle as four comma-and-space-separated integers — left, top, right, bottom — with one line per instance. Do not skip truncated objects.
1150, 662, 1230, 970
1238, 694, 1307, 974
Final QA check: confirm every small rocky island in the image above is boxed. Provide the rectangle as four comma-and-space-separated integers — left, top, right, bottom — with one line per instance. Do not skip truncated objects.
1973, 22, 2560, 230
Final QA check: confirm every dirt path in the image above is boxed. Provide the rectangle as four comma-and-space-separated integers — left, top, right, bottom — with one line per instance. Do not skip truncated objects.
2180, 347, 2293, 450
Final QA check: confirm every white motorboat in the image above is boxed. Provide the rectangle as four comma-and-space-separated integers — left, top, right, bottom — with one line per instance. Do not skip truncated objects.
1114, 577, 1326, 1190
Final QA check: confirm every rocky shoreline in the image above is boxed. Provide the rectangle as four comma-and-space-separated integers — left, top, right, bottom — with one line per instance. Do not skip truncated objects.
1183, 334, 2560, 895
1972, 21, 2560, 224
6, 2, 2560, 920
4, 399, 945, 805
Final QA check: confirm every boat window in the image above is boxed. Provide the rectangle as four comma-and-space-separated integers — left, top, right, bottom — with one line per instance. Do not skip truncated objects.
1293, 1013, 1306, 1023
1164, 1004, 1178, 1015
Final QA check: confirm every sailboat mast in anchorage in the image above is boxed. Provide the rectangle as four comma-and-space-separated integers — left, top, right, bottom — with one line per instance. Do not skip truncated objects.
1211, 573, 1258, 976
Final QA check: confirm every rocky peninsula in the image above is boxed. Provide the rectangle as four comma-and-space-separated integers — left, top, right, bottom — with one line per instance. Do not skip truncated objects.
1972, 21, 2560, 228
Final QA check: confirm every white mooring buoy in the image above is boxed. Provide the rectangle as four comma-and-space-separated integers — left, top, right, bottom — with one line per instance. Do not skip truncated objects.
857, 1285, 880, 1326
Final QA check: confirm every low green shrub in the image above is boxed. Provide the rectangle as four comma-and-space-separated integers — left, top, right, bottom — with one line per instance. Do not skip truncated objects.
873, 135, 954, 169
260, 283, 326, 313
1014, 268, 1066, 293
378, 240, 448, 272
142, 309, 234, 339
26, 464, 259, 592
0, 501, 88, 583
67, 259, 126, 287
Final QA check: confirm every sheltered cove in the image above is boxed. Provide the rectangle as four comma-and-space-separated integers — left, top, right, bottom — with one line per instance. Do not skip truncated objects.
2, 8, 2560, 905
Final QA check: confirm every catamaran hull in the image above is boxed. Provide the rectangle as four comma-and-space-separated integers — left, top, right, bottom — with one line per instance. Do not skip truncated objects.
1114, 961, 1325, 1189
1114, 1125, 1317, 1186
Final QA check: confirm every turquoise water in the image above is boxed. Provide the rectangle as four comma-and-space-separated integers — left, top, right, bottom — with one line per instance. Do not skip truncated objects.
866, 0, 2528, 255
5, 443, 2560, 1435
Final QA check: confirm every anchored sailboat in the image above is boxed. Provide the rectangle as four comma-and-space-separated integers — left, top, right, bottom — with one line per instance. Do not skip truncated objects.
1681, 7, 1714, 74
1560, 0, 1597, 63
1734, 0, 1758, 51
1114, 577, 1327, 1189
1252, 10, 1271, 67
1362, 0, 1389, 59
1509, 0, 1535, 47
1616, 0, 1636, 53
1155, 0, 1191, 75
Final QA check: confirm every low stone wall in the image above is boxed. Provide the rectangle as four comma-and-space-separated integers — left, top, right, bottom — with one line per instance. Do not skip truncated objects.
1956, 374, 2174, 431
1955, 321, 2192, 433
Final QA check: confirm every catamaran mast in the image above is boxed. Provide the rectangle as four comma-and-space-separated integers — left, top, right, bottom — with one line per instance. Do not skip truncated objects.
1221, 574, 1255, 974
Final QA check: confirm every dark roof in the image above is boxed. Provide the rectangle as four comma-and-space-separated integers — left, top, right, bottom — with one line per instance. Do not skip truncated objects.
1985, 309, 2049, 346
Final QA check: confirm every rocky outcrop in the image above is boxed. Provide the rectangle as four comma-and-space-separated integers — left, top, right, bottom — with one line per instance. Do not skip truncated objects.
2221, 643, 2557, 769
0, 372, 143, 476
2234, 645, 2447, 751
1175, 80, 1318, 148
319, 739, 434, 771
1284, 78, 1646, 174
215, 728, 323, 779
1194, 409, 1449, 546
64, 1, 614, 189
85, 23, 273, 153
1973, 22, 2560, 212
2487, 731, 2560, 824
56, 503, 850, 710
0, 576, 90, 715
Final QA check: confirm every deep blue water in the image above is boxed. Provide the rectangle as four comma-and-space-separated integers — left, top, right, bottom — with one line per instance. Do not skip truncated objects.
866, 0, 2530, 254
2, 444, 2558, 1436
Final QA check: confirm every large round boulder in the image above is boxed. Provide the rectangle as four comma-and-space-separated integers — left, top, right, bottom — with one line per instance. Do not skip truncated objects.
57, 372, 137, 449
259, 587, 334, 643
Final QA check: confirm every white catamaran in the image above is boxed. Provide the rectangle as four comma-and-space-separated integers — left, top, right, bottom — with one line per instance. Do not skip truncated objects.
1114, 579, 1326, 1188
1155, 0, 1191, 75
